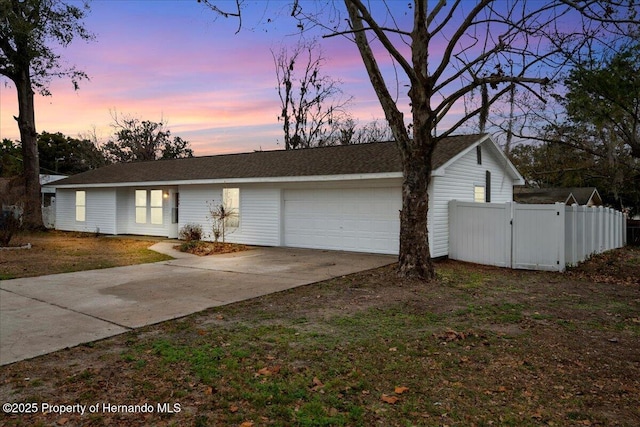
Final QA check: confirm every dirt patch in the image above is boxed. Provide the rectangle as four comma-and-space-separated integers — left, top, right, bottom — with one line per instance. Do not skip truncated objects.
174, 241, 250, 256
1, 246, 638, 426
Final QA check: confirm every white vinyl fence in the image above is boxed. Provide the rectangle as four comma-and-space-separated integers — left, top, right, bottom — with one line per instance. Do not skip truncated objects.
449, 201, 626, 271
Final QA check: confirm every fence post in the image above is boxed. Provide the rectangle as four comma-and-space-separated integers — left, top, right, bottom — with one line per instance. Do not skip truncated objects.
506, 202, 513, 268
449, 200, 458, 258
556, 203, 566, 271
586, 206, 598, 256
623, 212, 627, 246
566, 204, 577, 265
605, 208, 613, 251
597, 206, 604, 253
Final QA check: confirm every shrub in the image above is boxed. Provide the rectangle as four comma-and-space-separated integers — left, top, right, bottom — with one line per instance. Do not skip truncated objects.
179, 223, 202, 242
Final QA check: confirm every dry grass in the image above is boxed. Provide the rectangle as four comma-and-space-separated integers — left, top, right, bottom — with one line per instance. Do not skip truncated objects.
0, 231, 172, 280
1, 245, 638, 426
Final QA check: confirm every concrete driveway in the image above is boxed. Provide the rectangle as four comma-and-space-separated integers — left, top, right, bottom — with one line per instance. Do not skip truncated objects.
0, 244, 394, 365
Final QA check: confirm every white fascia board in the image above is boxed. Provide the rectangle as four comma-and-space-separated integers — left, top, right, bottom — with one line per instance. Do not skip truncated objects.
50, 172, 403, 189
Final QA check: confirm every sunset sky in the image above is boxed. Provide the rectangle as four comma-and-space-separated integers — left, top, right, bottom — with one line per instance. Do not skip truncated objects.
1, 1, 415, 156
1, 1, 597, 157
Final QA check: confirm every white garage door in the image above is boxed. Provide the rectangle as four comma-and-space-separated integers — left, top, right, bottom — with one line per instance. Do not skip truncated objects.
284, 187, 401, 254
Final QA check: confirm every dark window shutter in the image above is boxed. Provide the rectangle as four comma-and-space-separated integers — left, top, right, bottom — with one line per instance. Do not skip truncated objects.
486, 170, 491, 202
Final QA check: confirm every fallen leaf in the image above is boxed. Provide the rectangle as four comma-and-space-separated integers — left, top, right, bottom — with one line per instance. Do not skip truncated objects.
229, 405, 239, 413
204, 386, 213, 395
388, 347, 398, 352
381, 394, 399, 404
240, 422, 254, 427
395, 386, 409, 394
497, 386, 507, 392
216, 314, 224, 320
58, 417, 69, 425
197, 329, 207, 335
256, 365, 281, 376
310, 376, 324, 391
434, 329, 466, 342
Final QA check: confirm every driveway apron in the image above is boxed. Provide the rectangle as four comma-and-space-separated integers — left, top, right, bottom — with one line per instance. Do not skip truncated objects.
0, 245, 394, 365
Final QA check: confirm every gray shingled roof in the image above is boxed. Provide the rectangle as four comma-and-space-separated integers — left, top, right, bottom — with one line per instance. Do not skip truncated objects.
52, 134, 484, 186
514, 187, 602, 206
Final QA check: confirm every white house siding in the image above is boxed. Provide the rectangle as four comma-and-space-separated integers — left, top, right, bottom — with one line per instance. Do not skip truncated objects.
178, 185, 281, 246
55, 188, 116, 234
430, 141, 515, 257
232, 187, 281, 246
178, 185, 216, 237
115, 188, 130, 235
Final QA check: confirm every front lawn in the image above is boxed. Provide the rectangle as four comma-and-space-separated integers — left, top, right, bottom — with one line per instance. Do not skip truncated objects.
0, 231, 172, 280
1, 241, 638, 426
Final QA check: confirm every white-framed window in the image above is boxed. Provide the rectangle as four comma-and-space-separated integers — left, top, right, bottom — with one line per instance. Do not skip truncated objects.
75, 190, 86, 222
474, 185, 485, 203
135, 190, 147, 224
150, 190, 163, 225
223, 188, 240, 228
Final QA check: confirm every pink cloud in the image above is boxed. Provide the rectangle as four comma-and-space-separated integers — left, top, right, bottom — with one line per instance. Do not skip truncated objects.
0, 1, 472, 158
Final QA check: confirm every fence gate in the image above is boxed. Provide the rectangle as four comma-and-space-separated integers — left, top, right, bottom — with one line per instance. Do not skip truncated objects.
510, 203, 564, 271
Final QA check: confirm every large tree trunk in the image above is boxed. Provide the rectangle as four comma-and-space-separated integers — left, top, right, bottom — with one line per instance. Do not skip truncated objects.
398, 141, 435, 279
15, 70, 44, 229
344, 0, 437, 280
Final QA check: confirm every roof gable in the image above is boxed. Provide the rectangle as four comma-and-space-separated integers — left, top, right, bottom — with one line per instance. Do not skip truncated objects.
52, 134, 509, 187
433, 134, 524, 183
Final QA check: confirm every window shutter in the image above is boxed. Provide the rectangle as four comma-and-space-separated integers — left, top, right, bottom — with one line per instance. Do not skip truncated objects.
485, 170, 491, 203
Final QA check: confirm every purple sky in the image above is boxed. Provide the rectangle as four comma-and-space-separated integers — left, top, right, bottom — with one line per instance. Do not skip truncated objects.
1, 1, 415, 156
1, 1, 590, 156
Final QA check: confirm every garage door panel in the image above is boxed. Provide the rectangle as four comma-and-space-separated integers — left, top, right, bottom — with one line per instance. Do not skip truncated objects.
284, 188, 400, 254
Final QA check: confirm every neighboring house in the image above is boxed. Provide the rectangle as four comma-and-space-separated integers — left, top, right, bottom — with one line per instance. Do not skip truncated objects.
48, 134, 524, 256
40, 174, 68, 228
514, 187, 603, 207
1, 175, 66, 227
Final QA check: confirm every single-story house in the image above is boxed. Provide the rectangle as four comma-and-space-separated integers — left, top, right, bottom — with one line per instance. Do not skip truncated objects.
48, 133, 524, 256
514, 187, 603, 207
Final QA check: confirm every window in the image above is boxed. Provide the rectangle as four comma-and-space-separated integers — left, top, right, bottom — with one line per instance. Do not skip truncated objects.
75, 191, 86, 222
223, 188, 240, 228
476, 145, 482, 165
135, 190, 147, 224
474, 185, 485, 203
150, 190, 163, 225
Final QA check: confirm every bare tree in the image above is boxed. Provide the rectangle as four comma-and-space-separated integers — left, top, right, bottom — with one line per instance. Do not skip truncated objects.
0, 0, 94, 228
101, 112, 194, 163
273, 38, 351, 149
200, 0, 639, 280
328, 118, 394, 145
